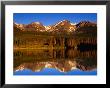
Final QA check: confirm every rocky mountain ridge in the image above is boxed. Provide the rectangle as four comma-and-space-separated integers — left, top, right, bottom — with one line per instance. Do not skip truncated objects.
14, 20, 97, 33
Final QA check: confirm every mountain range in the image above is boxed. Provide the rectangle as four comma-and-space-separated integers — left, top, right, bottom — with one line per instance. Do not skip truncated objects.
14, 20, 97, 33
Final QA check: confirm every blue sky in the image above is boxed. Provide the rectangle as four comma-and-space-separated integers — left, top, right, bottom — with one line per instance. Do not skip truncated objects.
13, 13, 97, 26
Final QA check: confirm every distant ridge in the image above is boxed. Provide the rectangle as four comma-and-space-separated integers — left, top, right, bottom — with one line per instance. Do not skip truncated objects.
14, 20, 97, 33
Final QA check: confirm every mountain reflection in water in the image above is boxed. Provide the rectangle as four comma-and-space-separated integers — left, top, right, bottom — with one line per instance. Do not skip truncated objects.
14, 49, 97, 75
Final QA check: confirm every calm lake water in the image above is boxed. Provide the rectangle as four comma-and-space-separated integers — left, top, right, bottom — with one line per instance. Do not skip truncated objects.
14, 48, 97, 75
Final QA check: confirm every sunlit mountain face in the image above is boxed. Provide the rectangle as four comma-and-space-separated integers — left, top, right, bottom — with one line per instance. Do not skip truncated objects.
14, 20, 96, 32
13, 20, 97, 75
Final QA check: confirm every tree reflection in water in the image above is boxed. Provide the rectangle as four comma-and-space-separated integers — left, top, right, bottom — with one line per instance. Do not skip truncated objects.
14, 48, 97, 74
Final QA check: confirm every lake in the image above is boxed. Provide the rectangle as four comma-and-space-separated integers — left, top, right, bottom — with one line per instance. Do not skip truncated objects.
14, 48, 97, 75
